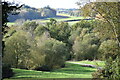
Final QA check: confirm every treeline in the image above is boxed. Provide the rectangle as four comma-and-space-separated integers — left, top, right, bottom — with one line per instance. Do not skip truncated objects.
79, 2, 120, 79
8, 5, 57, 22
2, 1, 120, 79
3, 19, 119, 71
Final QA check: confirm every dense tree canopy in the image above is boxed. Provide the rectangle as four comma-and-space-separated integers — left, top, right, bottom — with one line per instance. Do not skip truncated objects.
2, 1, 23, 78
79, 2, 120, 79
2, 1, 120, 79
81, 2, 120, 46
3, 31, 30, 68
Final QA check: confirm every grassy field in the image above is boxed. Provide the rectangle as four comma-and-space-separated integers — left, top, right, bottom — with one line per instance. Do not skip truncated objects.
40, 14, 84, 23
4, 61, 104, 80
7, 22, 15, 26
68, 21, 80, 25
7, 13, 87, 26
67, 60, 105, 67
56, 13, 73, 17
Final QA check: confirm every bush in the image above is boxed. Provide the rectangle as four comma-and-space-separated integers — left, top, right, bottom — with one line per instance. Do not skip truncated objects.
92, 40, 120, 79
92, 56, 120, 79
41, 39, 67, 70
22, 21, 38, 31
69, 27, 82, 45
3, 31, 30, 68
3, 28, 68, 71
72, 20, 93, 30
46, 20, 71, 43
34, 25, 48, 36
98, 40, 119, 60
73, 33, 99, 60
27, 35, 68, 70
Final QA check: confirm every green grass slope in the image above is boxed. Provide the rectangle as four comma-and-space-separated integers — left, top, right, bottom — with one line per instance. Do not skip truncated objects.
67, 60, 105, 67
4, 62, 100, 79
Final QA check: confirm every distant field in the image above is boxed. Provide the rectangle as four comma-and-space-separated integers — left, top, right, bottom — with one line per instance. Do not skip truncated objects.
37, 15, 85, 25
57, 13, 73, 17
7, 22, 15, 26
68, 21, 80, 25
4, 61, 104, 79
47, 14, 85, 22
7, 14, 91, 26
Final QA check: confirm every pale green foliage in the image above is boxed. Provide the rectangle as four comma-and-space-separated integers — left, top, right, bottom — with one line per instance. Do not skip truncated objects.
72, 20, 93, 29
73, 33, 99, 60
92, 56, 120, 79
69, 20, 93, 45
4, 27, 16, 38
98, 40, 119, 60
69, 27, 82, 45
81, 2, 120, 44
28, 35, 67, 70
69, 20, 100, 60
104, 57, 120, 79
22, 21, 38, 31
81, 2, 120, 79
3, 30, 67, 70
26, 42, 46, 69
38, 38, 67, 70
34, 25, 48, 36
4, 18, 70, 70
3, 31, 30, 68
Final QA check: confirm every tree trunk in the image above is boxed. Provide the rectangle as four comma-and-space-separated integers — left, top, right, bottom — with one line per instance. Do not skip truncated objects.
0, 1, 2, 79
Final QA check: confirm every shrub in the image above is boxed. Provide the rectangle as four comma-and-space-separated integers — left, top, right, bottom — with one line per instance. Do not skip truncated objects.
92, 39, 120, 79
41, 39, 67, 70
34, 25, 48, 36
22, 21, 38, 31
46, 20, 71, 43
3, 31, 30, 68
69, 27, 82, 45
92, 56, 120, 79
73, 33, 99, 60
72, 20, 93, 30
98, 40, 119, 60
27, 35, 68, 70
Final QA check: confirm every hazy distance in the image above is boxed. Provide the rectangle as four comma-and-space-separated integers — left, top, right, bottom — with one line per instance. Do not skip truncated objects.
5, 0, 79, 9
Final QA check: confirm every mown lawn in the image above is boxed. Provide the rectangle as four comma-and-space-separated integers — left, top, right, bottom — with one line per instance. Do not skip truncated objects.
29, 13, 85, 24
39, 16, 84, 23
67, 60, 105, 67
4, 61, 105, 80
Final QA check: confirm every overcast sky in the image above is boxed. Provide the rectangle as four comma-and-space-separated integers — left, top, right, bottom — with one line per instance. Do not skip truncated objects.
5, 0, 80, 9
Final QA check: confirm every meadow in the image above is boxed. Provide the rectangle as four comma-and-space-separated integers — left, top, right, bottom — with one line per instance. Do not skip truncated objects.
4, 14, 101, 80
35, 13, 88, 24
4, 61, 104, 79
7, 13, 89, 26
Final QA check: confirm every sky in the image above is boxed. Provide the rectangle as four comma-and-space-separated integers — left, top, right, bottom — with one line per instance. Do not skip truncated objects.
5, 0, 80, 9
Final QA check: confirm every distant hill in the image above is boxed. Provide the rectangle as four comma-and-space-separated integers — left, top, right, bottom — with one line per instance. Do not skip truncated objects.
56, 8, 81, 17
8, 5, 57, 22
